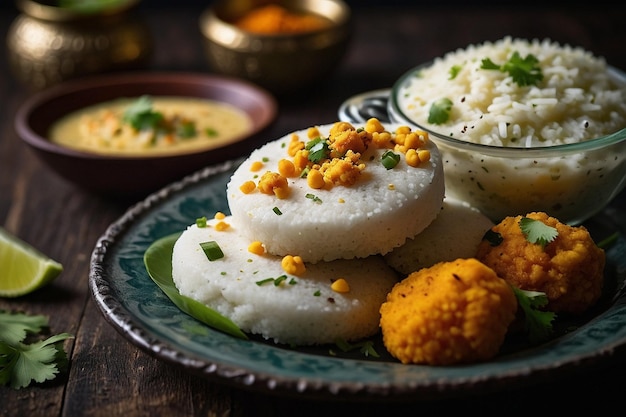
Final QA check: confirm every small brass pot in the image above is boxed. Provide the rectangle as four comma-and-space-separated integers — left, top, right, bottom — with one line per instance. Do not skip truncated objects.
200, 0, 352, 95
7, 0, 153, 90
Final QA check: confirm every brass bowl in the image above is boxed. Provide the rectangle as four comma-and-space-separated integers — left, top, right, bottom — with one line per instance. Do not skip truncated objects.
6, 0, 152, 90
199, 0, 351, 95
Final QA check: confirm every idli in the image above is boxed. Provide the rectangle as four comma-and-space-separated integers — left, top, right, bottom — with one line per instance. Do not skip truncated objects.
226, 119, 445, 262
384, 197, 494, 275
171, 214, 399, 346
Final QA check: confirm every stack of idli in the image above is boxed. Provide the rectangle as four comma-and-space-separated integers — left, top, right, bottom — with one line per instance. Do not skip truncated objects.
171, 119, 492, 346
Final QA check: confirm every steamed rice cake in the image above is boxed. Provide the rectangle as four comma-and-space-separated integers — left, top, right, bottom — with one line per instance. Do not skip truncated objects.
226, 120, 445, 263
384, 197, 494, 275
171, 215, 399, 346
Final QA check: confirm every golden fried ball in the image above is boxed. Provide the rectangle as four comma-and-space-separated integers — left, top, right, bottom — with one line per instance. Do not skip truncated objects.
379, 258, 517, 365
476, 212, 605, 315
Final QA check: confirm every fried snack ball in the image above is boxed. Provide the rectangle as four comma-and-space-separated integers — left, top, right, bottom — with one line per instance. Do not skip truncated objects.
476, 212, 605, 315
379, 258, 517, 365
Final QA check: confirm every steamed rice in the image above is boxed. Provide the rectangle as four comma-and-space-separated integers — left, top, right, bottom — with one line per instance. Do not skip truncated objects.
396, 37, 626, 147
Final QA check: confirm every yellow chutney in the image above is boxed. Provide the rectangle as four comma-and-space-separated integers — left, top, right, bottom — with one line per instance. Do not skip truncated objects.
49, 96, 253, 156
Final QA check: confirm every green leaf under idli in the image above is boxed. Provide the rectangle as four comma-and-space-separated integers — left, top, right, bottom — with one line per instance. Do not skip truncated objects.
143, 233, 247, 340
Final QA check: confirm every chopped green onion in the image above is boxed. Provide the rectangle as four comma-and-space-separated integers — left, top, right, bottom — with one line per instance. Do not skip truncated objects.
205, 127, 218, 137
196, 216, 208, 228
273, 207, 282, 215
274, 275, 288, 286
381, 150, 400, 169
313, 290, 321, 296
305, 193, 322, 204
255, 278, 275, 286
199, 241, 224, 261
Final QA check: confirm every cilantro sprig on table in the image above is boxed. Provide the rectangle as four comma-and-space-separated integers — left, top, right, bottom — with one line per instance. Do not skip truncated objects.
0, 311, 73, 389
480, 51, 544, 86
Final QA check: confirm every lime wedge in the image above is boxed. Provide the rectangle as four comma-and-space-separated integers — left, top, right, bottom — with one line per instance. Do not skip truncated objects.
0, 227, 63, 297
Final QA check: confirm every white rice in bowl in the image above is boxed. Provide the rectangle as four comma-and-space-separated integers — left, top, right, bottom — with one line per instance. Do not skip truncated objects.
394, 36, 626, 146
171, 215, 399, 346
390, 37, 626, 223
226, 121, 445, 262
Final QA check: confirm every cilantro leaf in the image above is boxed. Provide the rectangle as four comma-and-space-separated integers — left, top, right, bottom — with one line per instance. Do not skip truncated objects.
0, 333, 73, 389
519, 217, 558, 248
511, 286, 555, 344
122, 95, 164, 131
448, 64, 463, 80
334, 338, 380, 358
0, 311, 48, 345
176, 120, 197, 139
305, 137, 330, 163
0, 311, 73, 389
428, 98, 453, 125
480, 57, 500, 70
480, 51, 543, 86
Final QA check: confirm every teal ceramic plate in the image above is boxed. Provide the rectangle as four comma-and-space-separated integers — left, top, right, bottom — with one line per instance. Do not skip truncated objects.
89, 158, 626, 401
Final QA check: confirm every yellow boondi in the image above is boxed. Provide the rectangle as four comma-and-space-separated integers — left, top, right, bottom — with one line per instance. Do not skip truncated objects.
379, 258, 517, 365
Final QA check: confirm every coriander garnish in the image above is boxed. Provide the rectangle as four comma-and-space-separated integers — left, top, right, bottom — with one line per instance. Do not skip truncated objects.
480, 51, 543, 86
519, 217, 558, 249
428, 97, 453, 125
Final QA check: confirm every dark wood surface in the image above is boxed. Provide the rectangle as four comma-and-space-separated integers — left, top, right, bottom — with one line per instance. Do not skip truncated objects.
2, 3, 626, 415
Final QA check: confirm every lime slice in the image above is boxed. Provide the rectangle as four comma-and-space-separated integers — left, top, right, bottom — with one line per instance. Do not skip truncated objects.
0, 227, 63, 297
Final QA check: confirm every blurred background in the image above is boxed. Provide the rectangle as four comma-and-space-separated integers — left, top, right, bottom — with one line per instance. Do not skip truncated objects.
2, 0, 624, 94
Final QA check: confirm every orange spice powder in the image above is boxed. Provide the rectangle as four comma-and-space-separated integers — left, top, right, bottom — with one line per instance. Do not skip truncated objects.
234, 4, 330, 34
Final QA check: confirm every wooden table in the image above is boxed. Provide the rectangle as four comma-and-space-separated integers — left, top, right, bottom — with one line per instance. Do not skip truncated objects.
2, 3, 626, 415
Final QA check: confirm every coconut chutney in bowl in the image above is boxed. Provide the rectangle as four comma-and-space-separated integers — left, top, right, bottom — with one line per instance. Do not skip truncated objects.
48, 95, 253, 157
15, 72, 277, 197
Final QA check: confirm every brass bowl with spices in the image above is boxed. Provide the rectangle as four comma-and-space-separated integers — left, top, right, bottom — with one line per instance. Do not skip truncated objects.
199, 0, 352, 95
7, 0, 152, 90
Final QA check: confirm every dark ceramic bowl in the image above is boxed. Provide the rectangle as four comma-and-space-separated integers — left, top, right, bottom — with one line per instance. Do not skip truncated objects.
14, 72, 277, 198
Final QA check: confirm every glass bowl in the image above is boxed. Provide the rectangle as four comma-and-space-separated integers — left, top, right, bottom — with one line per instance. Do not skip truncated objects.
385, 65, 626, 225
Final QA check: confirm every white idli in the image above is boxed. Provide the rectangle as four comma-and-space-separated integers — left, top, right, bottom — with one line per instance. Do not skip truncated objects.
384, 197, 494, 275
226, 121, 445, 262
171, 215, 399, 346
